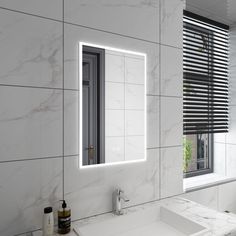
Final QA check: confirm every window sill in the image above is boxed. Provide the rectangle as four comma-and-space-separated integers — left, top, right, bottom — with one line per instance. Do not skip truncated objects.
184, 173, 236, 192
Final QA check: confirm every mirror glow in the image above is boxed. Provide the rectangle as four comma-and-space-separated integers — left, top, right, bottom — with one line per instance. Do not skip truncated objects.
79, 42, 147, 168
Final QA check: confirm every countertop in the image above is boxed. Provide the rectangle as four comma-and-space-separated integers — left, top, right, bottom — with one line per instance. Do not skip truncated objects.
33, 197, 236, 236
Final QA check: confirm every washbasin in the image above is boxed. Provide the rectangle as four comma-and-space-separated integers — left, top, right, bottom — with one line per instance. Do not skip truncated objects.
74, 205, 209, 236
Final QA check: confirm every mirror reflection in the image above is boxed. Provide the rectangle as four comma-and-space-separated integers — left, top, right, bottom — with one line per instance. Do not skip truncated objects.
80, 43, 146, 167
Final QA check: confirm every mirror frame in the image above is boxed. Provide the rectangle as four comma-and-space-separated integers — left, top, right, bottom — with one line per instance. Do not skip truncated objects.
79, 42, 147, 169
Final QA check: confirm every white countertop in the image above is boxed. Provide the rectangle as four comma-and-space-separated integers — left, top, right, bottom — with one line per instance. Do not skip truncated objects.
34, 197, 236, 236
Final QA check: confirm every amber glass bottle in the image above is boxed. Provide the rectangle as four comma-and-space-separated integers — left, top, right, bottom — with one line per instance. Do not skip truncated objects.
58, 200, 71, 234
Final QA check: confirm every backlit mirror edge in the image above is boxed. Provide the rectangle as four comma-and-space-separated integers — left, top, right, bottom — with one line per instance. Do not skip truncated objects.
78, 41, 147, 169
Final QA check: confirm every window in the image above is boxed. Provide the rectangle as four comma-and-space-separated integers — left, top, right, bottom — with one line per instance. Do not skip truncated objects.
183, 11, 229, 177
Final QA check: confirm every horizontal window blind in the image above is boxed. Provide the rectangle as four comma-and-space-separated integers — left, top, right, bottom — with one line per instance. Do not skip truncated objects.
183, 11, 229, 135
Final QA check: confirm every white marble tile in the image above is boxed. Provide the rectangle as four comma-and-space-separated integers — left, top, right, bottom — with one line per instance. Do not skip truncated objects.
218, 181, 236, 213
125, 136, 145, 161
125, 84, 145, 110
125, 110, 144, 136
226, 106, 236, 144
161, 45, 183, 97
160, 0, 183, 48
105, 137, 125, 163
183, 186, 219, 211
160, 146, 183, 198
226, 144, 236, 177
64, 149, 159, 220
0, 0, 62, 20
147, 96, 159, 149
64, 24, 159, 95
105, 82, 124, 109
0, 86, 62, 161
0, 158, 62, 236
105, 52, 125, 83
214, 142, 226, 176
160, 96, 183, 147
64, 90, 79, 156
214, 133, 226, 143
125, 56, 145, 85
64, 0, 159, 42
0, 9, 62, 88
106, 110, 125, 137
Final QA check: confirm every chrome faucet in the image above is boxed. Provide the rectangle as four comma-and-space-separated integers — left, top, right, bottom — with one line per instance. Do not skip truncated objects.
112, 188, 129, 215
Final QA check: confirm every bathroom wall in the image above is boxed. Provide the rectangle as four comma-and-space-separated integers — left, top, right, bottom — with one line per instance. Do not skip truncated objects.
0, 0, 184, 235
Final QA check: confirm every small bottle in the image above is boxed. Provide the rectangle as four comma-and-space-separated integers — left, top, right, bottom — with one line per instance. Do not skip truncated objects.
43, 207, 54, 236
58, 200, 71, 234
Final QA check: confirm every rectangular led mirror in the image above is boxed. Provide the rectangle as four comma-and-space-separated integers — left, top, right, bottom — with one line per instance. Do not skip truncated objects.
79, 42, 146, 167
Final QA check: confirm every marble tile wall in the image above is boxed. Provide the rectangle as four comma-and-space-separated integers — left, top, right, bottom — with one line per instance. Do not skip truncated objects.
0, 0, 184, 235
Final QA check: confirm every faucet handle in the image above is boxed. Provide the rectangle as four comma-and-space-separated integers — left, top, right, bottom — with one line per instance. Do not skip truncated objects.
117, 188, 129, 202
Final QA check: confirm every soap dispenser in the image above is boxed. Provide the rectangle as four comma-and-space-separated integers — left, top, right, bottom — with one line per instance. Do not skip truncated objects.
58, 200, 71, 234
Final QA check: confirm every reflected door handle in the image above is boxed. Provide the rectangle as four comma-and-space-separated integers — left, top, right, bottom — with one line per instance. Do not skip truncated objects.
86, 145, 95, 160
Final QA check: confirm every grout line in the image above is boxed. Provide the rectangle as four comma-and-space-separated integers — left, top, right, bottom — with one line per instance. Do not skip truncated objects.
62, 0, 65, 200
0, 154, 77, 164
0, 83, 79, 91
0, 6, 182, 50
0, 6, 62, 23
158, 0, 162, 200
64, 20, 183, 50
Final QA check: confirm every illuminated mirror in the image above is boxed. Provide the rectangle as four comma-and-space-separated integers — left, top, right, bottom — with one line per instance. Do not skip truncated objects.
79, 42, 146, 167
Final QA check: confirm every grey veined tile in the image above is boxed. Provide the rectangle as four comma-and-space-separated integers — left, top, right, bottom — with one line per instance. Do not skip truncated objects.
64, 149, 159, 221
64, 23, 159, 94
0, 0, 63, 20
0, 9, 63, 88
0, 158, 62, 236
0, 86, 63, 161
64, 0, 159, 42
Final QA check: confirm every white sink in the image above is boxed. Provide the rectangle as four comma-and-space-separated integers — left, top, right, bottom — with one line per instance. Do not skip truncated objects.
74, 205, 209, 236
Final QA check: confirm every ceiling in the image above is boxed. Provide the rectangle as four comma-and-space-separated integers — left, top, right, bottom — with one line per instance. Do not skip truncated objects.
186, 0, 236, 26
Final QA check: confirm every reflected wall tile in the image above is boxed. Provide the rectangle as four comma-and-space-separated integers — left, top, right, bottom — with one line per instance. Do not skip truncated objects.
105, 53, 125, 83
64, 90, 79, 156
0, 10, 62, 88
64, 0, 159, 42
64, 24, 159, 95
125, 56, 145, 85
125, 110, 144, 136
147, 96, 159, 149
183, 186, 219, 211
161, 45, 183, 97
0, 158, 62, 236
160, 0, 183, 48
0, 86, 62, 161
105, 137, 125, 163
125, 84, 144, 110
160, 146, 183, 198
160, 96, 182, 147
0, 0, 63, 20
106, 110, 125, 137
64, 149, 159, 221
106, 82, 124, 109
125, 136, 145, 161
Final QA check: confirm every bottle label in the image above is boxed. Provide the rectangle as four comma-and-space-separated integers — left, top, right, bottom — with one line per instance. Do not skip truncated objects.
58, 216, 71, 229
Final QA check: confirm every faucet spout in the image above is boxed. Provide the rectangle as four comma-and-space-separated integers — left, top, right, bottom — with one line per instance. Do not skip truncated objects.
113, 189, 129, 215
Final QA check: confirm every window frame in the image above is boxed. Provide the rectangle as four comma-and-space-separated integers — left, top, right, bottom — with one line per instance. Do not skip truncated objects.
182, 10, 228, 178
184, 133, 214, 178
